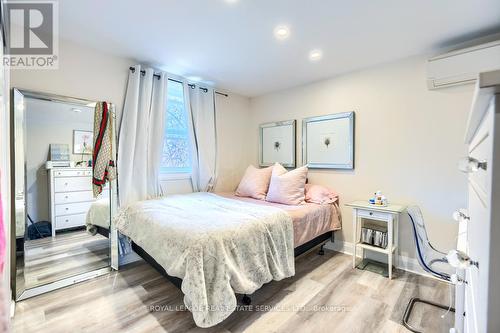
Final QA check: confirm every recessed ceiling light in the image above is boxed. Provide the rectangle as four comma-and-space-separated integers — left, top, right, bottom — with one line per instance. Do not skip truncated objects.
309, 49, 323, 62
187, 76, 203, 82
274, 25, 290, 40
224, 0, 238, 4
71, 108, 82, 113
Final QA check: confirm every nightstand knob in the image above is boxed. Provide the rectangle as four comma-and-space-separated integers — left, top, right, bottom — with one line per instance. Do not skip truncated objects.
369, 212, 373, 216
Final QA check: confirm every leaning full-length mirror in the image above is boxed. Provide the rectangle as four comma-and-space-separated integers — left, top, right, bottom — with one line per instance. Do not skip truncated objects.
11, 89, 115, 300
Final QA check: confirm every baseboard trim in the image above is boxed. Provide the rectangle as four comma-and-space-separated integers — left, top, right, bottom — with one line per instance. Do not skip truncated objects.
324, 240, 434, 279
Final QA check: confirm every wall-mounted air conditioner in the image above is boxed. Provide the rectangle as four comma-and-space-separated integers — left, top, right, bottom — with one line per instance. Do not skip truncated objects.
427, 40, 500, 90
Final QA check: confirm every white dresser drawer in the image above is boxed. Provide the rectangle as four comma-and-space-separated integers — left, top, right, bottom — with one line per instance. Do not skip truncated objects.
53, 169, 92, 177
54, 177, 92, 192
55, 213, 86, 230
357, 209, 390, 221
55, 201, 92, 216
55, 191, 94, 204
468, 102, 493, 201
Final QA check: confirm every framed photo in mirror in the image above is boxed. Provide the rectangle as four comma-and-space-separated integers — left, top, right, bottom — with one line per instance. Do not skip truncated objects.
302, 112, 355, 169
73, 130, 93, 154
259, 120, 296, 168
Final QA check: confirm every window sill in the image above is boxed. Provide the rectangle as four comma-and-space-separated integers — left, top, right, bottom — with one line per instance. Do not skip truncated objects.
159, 173, 192, 181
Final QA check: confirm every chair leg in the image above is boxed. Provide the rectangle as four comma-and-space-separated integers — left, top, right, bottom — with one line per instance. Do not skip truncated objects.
402, 297, 455, 333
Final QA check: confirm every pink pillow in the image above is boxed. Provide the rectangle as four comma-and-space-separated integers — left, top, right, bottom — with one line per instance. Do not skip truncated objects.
266, 164, 308, 205
235, 165, 274, 200
305, 184, 339, 204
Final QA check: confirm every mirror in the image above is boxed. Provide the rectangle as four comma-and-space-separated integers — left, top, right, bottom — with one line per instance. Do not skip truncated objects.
11, 89, 116, 300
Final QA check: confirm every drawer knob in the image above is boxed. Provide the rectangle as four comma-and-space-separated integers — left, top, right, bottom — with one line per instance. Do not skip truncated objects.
65, 208, 69, 211
65, 219, 69, 222
447, 250, 479, 269
458, 157, 487, 173
369, 212, 373, 216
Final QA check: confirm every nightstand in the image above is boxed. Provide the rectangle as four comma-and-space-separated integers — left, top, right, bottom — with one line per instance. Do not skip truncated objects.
346, 201, 406, 279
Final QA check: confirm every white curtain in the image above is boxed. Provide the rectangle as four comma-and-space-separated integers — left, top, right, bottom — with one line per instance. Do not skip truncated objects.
118, 65, 168, 206
185, 85, 218, 192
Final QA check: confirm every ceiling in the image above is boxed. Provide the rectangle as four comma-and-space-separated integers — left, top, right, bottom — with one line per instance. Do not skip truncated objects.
59, 0, 500, 96
26, 98, 93, 124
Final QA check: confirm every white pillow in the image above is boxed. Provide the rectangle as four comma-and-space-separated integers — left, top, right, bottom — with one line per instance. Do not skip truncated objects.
266, 164, 308, 205
235, 165, 274, 200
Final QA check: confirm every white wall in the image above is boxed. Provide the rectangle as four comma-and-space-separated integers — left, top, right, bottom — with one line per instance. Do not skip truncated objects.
215, 93, 252, 192
249, 56, 473, 258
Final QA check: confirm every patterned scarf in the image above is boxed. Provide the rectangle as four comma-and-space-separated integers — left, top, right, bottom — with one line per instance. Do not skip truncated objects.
92, 102, 116, 197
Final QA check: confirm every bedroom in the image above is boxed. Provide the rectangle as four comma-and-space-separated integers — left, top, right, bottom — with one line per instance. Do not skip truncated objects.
0, 0, 499, 332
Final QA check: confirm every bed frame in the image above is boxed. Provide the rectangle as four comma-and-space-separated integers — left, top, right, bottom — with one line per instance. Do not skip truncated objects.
131, 230, 334, 304
94, 225, 110, 238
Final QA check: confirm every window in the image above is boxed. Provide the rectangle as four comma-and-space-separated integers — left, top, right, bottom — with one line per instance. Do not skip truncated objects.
160, 80, 192, 174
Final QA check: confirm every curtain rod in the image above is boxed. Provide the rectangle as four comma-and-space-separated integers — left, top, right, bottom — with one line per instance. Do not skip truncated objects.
129, 67, 228, 97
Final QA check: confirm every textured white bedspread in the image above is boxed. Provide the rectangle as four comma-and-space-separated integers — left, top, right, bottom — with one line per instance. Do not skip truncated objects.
114, 192, 294, 327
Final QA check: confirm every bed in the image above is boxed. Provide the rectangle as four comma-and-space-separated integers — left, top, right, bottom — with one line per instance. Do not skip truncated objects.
115, 192, 341, 328
86, 198, 111, 237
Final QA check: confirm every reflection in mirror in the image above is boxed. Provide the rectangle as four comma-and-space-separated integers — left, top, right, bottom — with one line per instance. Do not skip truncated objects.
12, 89, 113, 300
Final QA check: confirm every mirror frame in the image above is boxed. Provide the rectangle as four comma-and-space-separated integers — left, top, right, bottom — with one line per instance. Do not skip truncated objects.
10, 88, 119, 300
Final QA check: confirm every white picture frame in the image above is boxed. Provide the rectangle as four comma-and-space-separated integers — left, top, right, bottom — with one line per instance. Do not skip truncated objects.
302, 112, 355, 169
73, 130, 93, 155
259, 120, 296, 168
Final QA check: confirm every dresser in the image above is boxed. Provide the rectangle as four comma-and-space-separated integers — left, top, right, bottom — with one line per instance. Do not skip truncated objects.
458, 70, 500, 333
47, 166, 108, 237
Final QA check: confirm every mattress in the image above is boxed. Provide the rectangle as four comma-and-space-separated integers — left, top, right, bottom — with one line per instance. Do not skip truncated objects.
218, 192, 342, 247
86, 198, 110, 231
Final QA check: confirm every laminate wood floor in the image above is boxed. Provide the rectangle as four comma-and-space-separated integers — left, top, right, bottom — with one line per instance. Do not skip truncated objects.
23, 230, 110, 288
13, 249, 454, 333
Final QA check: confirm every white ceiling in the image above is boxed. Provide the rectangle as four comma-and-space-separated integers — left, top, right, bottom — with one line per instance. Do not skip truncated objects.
26, 98, 93, 124
59, 0, 500, 96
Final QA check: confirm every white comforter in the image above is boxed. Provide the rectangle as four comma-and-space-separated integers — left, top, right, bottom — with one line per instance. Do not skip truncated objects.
114, 192, 294, 327
86, 198, 110, 233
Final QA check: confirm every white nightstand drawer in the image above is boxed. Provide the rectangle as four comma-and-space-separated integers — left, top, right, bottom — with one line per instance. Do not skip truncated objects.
55, 202, 92, 216
55, 213, 86, 229
55, 191, 94, 204
358, 209, 390, 221
54, 177, 92, 192
53, 169, 92, 177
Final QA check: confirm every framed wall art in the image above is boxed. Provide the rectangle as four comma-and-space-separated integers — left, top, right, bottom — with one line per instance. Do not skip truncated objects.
259, 120, 296, 168
302, 112, 355, 169
73, 130, 93, 154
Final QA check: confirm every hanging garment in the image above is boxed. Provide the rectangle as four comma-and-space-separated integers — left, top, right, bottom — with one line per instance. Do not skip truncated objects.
92, 101, 117, 197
